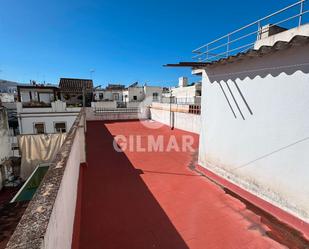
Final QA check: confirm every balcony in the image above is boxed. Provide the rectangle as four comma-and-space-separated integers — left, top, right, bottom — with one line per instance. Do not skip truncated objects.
21, 101, 52, 108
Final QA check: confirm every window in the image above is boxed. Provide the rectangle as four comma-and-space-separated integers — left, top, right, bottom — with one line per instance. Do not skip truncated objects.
54, 122, 66, 133
113, 93, 119, 101
34, 123, 45, 134
152, 92, 159, 101
133, 96, 137, 101
196, 90, 201, 96
38, 92, 54, 104
99, 93, 104, 100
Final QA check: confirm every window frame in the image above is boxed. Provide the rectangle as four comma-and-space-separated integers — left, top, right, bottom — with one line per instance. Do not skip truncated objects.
54, 121, 67, 133
33, 122, 46, 134
113, 93, 119, 101
152, 92, 159, 101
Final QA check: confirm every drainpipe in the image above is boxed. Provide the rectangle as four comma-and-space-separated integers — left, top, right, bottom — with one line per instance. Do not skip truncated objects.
169, 91, 174, 130
82, 85, 86, 107
17, 115, 23, 134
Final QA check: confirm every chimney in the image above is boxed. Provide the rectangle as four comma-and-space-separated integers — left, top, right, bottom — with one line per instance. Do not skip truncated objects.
178, 77, 188, 88
257, 24, 287, 40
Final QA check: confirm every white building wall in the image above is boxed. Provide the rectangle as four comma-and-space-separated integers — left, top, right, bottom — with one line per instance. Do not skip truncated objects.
0, 93, 15, 103
150, 108, 201, 134
0, 108, 10, 164
171, 85, 197, 98
170, 84, 201, 104
0, 108, 10, 190
126, 102, 141, 108
94, 89, 123, 101
198, 43, 309, 222
17, 102, 80, 134
19, 114, 78, 134
91, 101, 117, 109
143, 86, 163, 105
127, 87, 144, 102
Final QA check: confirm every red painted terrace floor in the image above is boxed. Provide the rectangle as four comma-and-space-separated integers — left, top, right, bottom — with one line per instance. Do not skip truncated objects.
74, 120, 286, 249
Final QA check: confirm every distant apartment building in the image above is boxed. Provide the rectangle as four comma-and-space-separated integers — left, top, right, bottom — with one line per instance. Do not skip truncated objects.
122, 83, 163, 104
94, 84, 125, 102
143, 85, 163, 104
0, 80, 18, 94
59, 78, 93, 107
0, 80, 19, 104
17, 100, 80, 135
93, 82, 163, 109
122, 82, 144, 102
17, 85, 58, 107
150, 77, 202, 133
163, 77, 201, 105
0, 93, 15, 103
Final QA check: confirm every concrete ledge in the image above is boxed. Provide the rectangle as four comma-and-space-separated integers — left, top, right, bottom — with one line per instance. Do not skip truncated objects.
6, 110, 85, 249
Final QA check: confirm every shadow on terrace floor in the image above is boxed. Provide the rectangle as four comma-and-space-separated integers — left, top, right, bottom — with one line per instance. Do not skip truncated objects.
74, 121, 189, 249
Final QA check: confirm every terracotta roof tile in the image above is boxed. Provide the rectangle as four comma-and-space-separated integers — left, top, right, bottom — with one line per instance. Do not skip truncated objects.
59, 78, 93, 93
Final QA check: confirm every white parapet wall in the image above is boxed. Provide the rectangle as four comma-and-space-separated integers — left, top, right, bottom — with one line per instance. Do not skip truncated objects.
151, 102, 191, 113
91, 101, 117, 109
150, 107, 201, 134
198, 41, 309, 222
43, 118, 84, 249
86, 107, 149, 121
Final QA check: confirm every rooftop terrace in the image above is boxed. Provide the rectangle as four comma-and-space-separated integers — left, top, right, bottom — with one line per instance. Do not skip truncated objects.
74, 120, 286, 249
4, 109, 309, 248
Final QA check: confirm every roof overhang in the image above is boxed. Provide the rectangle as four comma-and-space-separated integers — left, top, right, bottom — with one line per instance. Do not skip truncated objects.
164, 35, 309, 70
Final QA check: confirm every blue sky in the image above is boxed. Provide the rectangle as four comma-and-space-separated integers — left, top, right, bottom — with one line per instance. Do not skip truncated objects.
0, 0, 298, 87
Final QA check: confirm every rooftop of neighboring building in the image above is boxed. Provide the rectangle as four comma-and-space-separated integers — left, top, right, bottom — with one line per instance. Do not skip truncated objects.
17, 85, 58, 91
59, 78, 93, 93
105, 84, 125, 90
0, 80, 19, 88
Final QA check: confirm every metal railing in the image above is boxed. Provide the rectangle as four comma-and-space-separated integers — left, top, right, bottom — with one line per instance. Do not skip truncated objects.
159, 96, 201, 105
192, 0, 308, 62
95, 107, 141, 113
